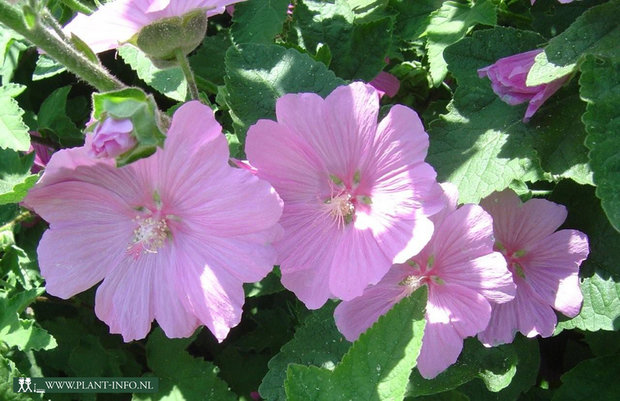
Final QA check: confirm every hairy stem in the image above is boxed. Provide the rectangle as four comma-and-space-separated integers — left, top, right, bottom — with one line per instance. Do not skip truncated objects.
60, 0, 94, 15
0, 1, 123, 91
175, 48, 201, 101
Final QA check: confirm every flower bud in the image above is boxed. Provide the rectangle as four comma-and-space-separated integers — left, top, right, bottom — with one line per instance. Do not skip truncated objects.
88, 118, 136, 159
133, 9, 207, 65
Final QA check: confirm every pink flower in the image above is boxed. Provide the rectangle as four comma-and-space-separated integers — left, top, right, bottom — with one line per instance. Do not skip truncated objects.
23, 101, 283, 342
334, 184, 515, 378
64, 0, 246, 53
478, 49, 570, 122
87, 117, 136, 159
245, 83, 444, 309
369, 71, 400, 98
478, 189, 589, 346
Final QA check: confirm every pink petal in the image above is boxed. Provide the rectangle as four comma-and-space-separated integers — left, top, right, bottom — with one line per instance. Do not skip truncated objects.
481, 190, 568, 250
418, 283, 491, 378
334, 276, 407, 341
280, 265, 333, 310
329, 227, 393, 301
521, 229, 588, 317
477, 300, 520, 346
63, 0, 151, 53
95, 253, 158, 342
246, 119, 325, 202
174, 236, 245, 342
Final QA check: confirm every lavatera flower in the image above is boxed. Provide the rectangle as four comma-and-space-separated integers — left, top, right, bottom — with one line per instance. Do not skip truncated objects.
23, 101, 283, 342
64, 0, 246, 58
334, 184, 516, 379
245, 82, 445, 309
478, 189, 589, 346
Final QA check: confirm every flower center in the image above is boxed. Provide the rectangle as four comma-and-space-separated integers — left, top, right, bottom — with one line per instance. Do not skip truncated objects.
496, 241, 527, 279
127, 215, 170, 258
322, 171, 372, 228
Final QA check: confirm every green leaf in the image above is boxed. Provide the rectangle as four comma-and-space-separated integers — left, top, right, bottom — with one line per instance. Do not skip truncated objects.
579, 55, 620, 231
259, 302, 351, 401
32, 54, 67, 81
455, 336, 540, 401
550, 181, 620, 332
284, 287, 427, 401
425, 0, 497, 86
551, 353, 620, 401
231, 0, 290, 44
526, 51, 575, 87
37, 86, 82, 146
244, 268, 284, 298
118, 45, 187, 102
542, 0, 620, 68
0, 149, 37, 205
190, 31, 233, 87
132, 328, 237, 401
224, 43, 344, 137
0, 354, 41, 401
427, 27, 551, 204
0, 84, 30, 152
293, 0, 393, 80
0, 289, 57, 351
0, 27, 29, 84
407, 336, 538, 397
390, 0, 443, 42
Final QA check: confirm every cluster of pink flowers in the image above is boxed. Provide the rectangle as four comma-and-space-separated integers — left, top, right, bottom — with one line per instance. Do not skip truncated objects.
23, 0, 589, 380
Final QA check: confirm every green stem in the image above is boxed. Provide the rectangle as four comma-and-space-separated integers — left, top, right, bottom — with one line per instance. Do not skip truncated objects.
175, 48, 200, 101
41, 9, 67, 41
60, 0, 94, 15
0, 211, 34, 232
0, 2, 123, 92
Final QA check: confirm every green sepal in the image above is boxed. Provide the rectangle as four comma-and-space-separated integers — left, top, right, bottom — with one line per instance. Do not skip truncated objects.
91, 88, 166, 167
133, 9, 207, 65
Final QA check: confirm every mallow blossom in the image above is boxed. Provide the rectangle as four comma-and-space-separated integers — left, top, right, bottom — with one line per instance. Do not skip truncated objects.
64, 0, 246, 53
88, 117, 136, 159
478, 49, 570, 122
334, 184, 515, 379
246, 82, 444, 309
478, 189, 589, 346
23, 101, 283, 342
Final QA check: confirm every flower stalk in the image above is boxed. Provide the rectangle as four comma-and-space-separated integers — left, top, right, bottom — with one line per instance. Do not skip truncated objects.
174, 48, 201, 101
0, 1, 123, 92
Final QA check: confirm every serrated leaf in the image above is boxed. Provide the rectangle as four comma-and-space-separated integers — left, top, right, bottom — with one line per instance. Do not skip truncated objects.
231, 0, 290, 44
550, 182, 620, 332
224, 43, 344, 137
542, 0, 620, 68
427, 27, 551, 203
132, 328, 236, 401
118, 45, 187, 102
32, 54, 67, 81
0, 354, 41, 401
526, 51, 575, 87
407, 336, 538, 397
0, 86, 30, 151
293, 0, 393, 80
285, 287, 427, 401
0, 289, 57, 351
551, 354, 620, 401
579, 56, 620, 231
259, 302, 351, 401
0, 149, 37, 205
425, 0, 496, 86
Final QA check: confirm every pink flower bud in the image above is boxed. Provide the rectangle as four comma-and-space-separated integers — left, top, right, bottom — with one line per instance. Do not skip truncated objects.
88, 118, 136, 159
477, 49, 570, 122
